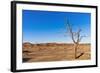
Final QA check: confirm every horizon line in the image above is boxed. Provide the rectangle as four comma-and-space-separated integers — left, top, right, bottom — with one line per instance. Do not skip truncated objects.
23, 42, 91, 44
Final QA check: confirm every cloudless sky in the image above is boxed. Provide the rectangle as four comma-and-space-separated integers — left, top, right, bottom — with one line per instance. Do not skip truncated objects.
22, 10, 91, 43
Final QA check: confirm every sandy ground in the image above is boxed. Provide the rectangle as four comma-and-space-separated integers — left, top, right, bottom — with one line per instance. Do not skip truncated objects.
22, 43, 91, 62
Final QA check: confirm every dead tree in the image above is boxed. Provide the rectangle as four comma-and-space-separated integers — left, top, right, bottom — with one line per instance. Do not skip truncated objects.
65, 20, 85, 59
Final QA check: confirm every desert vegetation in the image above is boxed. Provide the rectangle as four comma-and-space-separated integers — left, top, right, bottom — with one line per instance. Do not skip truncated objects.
65, 20, 87, 59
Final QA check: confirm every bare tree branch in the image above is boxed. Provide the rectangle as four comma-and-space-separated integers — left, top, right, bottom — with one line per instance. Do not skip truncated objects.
79, 35, 86, 42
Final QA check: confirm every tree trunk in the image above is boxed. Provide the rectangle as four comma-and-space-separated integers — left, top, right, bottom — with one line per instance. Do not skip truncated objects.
74, 43, 84, 59
74, 43, 78, 59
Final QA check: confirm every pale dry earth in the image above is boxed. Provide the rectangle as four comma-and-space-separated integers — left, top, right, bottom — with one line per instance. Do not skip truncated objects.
22, 42, 91, 62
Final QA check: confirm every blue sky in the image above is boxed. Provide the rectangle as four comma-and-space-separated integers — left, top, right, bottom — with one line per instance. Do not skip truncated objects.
22, 10, 91, 43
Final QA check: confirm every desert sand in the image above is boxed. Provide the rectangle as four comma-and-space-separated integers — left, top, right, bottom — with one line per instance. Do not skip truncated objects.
22, 42, 91, 62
